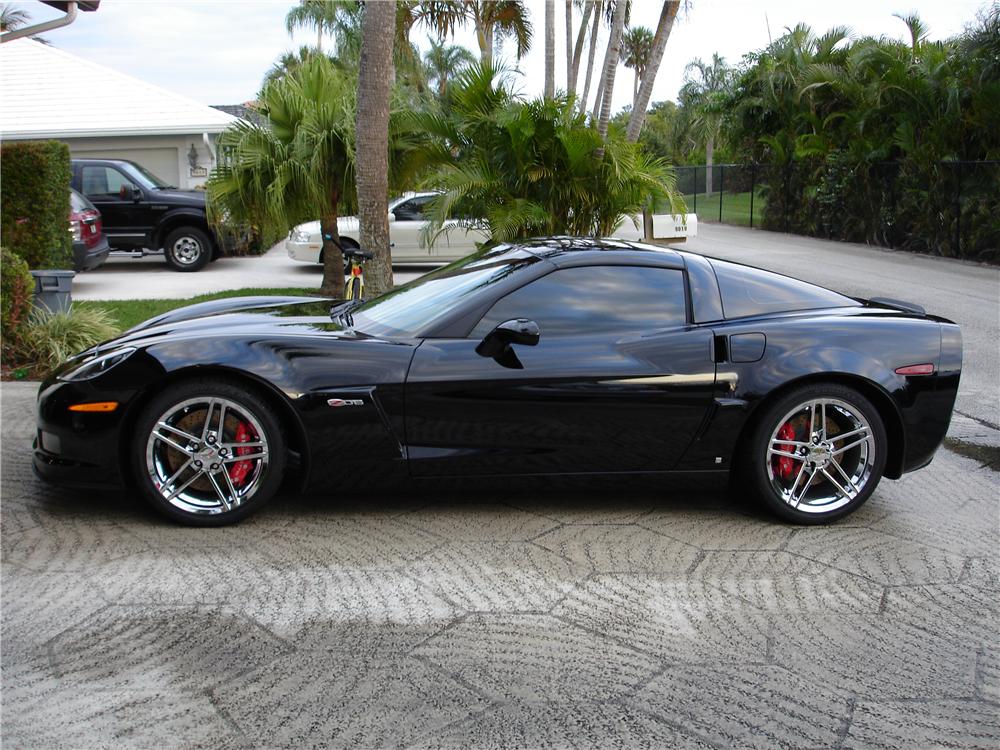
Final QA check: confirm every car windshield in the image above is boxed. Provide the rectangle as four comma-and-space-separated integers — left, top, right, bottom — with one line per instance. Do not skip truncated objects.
345, 247, 537, 337
121, 161, 174, 190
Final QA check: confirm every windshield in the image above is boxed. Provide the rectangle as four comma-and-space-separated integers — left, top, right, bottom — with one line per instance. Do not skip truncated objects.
121, 161, 173, 189
347, 247, 538, 337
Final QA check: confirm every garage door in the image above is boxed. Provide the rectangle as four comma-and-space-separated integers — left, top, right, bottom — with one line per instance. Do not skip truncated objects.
70, 147, 180, 188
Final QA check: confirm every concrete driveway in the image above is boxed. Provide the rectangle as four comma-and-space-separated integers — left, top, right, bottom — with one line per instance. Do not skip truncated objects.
5, 226, 998, 747
71, 246, 428, 301
1, 381, 997, 748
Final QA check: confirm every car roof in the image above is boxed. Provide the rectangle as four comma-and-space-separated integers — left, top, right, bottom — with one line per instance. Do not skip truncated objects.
514, 237, 686, 270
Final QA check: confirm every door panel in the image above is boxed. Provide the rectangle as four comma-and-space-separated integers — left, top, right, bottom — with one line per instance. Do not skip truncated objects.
405, 329, 716, 476
78, 165, 147, 249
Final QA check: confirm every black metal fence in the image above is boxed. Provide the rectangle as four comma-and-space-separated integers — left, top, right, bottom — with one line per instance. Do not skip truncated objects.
673, 161, 1000, 261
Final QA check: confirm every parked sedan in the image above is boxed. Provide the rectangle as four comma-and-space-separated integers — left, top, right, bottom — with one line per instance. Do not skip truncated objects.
286, 191, 698, 264
34, 238, 960, 527
69, 188, 109, 272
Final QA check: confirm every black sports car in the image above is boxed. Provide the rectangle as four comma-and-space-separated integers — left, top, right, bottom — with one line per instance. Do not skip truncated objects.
34, 239, 962, 526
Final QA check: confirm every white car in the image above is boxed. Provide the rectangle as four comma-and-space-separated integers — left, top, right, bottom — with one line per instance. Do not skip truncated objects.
285, 190, 698, 265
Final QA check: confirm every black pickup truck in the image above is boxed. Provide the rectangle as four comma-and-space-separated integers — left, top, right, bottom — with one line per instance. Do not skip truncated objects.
70, 158, 224, 272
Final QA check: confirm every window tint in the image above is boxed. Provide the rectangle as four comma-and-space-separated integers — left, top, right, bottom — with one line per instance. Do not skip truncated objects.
711, 260, 859, 319
80, 166, 136, 199
393, 195, 433, 220
471, 265, 687, 338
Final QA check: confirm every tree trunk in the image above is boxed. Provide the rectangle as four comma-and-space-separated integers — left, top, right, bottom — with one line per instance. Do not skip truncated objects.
544, 0, 555, 98
565, 0, 573, 94
625, 0, 680, 142
319, 208, 344, 298
596, 0, 628, 139
705, 135, 714, 196
579, 0, 602, 114
569, 0, 594, 99
355, 0, 395, 297
633, 70, 639, 109
317, 26, 322, 53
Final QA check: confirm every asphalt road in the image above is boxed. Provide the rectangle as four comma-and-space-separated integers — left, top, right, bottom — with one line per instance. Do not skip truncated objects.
5, 225, 998, 748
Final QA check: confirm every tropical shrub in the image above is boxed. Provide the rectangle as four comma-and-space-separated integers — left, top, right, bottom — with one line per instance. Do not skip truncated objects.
415, 63, 684, 243
1, 247, 34, 358
723, 9, 1000, 259
22, 305, 119, 374
0, 141, 73, 269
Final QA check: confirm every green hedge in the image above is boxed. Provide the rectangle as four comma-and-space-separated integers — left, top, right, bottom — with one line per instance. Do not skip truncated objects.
0, 141, 73, 269
1, 246, 35, 357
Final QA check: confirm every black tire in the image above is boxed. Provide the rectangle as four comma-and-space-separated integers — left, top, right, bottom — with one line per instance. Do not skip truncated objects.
130, 378, 287, 526
743, 383, 887, 524
164, 226, 212, 272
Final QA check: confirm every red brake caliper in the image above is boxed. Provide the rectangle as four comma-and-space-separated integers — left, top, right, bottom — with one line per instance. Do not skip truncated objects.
227, 421, 255, 487
774, 421, 797, 480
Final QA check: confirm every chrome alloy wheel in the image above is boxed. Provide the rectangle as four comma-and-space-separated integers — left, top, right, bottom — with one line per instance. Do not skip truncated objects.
171, 236, 203, 265
144, 397, 269, 515
765, 397, 876, 514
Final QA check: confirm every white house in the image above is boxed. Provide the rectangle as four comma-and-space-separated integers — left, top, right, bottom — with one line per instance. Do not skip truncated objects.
0, 38, 237, 189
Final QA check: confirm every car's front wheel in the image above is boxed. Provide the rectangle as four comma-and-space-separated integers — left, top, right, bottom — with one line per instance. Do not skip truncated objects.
164, 227, 212, 272
131, 379, 286, 525
745, 383, 887, 524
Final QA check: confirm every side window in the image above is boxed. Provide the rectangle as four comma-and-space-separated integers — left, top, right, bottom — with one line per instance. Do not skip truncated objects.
470, 265, 687, 338
394, 195, 434, 221
80, 166, 136, 199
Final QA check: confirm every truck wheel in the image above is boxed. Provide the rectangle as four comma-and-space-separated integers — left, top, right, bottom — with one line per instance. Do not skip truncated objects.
164, 227, 212, 272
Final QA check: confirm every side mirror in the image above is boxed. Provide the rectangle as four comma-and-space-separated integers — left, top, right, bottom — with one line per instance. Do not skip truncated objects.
476, 318, 540, 368
132, 187, 143, 202
120, 185, 141, 201
388, 211, 396, 223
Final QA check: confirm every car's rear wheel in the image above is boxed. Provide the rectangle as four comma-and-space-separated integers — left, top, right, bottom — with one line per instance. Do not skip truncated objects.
131, 379, 286, 525
164, 227, 212, 272
745, 383, 887, 524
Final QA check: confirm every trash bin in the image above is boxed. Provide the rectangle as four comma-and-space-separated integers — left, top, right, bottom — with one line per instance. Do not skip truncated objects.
30, 270, 76, 313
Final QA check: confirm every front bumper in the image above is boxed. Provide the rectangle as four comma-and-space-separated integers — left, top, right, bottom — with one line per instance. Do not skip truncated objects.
33, 377, 135, 491
286, 238, 321, 263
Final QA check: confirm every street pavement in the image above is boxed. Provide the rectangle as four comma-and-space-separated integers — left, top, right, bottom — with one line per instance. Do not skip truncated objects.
4, 224, 998, 748
71, 246, 427, 301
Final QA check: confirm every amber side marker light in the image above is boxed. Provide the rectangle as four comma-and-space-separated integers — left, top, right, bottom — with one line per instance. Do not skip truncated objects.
68, 402, 119, 412
895, 364, 935, 376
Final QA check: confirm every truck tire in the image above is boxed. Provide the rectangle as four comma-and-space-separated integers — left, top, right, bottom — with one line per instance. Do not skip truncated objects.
164, 227, 212, 272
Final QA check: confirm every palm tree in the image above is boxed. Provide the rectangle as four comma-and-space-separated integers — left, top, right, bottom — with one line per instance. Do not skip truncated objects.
284, 0, 361, 54
568, 0, 596, 99
424, 39, 476, 99
544, 0, 555, 98
621, 26, 653, 107
681, 53, 731, 195
414, 63, 683, 242
1, 3, 48, 43
261, 46, 325, 89
208, 56, 357, 296
0, 4, 30, 31
593, 0, 628, 137
578, 0, 603, 113
355, 0, 396, 296
421, 1, 532, 66
625, 0, 680, 142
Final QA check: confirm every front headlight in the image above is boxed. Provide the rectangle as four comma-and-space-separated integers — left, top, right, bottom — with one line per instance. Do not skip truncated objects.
58, 347, 136, 381
290, 228, 313, 243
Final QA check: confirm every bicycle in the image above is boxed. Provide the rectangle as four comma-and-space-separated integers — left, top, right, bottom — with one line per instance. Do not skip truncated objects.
343, 246, 373, 301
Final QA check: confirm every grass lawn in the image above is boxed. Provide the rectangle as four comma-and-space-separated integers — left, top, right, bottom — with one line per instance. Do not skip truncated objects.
76, 287, 321, 332
658, 190, 767, 227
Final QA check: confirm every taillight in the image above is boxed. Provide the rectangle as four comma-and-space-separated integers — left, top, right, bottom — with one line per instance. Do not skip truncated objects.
895, 363, 935, 376
69, 217, 82, 241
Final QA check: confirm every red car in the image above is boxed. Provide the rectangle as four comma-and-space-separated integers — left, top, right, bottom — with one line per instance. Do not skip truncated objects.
70, 188, 109, 272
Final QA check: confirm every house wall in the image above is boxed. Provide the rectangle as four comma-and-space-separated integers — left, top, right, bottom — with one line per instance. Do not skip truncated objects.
61, 133, 218, 190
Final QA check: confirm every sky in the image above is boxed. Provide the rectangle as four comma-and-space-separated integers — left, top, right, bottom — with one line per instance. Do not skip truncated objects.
12, 0, 990, 112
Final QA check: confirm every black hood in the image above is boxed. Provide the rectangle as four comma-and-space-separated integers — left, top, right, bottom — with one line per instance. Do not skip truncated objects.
147, 188, 206, 207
